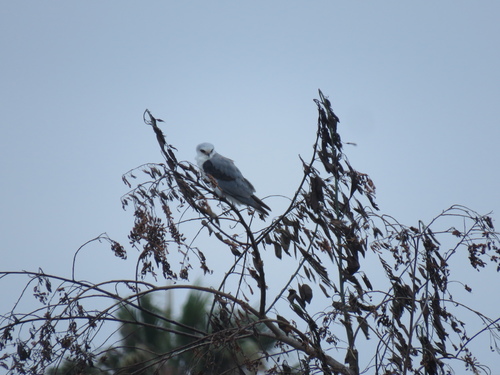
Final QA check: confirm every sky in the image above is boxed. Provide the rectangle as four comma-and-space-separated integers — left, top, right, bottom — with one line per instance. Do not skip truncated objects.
1, 1, 499, 372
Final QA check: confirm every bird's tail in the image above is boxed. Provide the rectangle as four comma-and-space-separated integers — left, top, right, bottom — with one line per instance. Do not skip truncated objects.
250, 195, 271, 216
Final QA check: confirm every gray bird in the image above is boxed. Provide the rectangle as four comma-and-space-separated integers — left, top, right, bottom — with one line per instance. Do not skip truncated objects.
195, 142, 271, 215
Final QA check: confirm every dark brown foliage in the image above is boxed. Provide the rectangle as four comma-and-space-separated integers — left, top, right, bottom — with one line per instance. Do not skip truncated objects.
1, 92, 499, 375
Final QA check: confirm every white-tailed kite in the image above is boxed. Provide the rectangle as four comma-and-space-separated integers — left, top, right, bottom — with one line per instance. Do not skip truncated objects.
196, 142, 271, 216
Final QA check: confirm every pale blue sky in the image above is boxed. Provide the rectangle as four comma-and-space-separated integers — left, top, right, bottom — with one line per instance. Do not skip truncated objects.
1, 1, 499, 371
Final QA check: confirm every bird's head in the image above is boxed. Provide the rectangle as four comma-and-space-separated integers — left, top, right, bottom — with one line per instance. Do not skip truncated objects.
196, 142, 215, 161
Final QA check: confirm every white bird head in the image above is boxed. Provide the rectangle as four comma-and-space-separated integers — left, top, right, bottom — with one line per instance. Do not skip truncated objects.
195, 142, 215, 167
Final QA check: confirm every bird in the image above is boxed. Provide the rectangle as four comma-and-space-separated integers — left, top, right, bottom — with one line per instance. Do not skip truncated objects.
195, 142, 271, 216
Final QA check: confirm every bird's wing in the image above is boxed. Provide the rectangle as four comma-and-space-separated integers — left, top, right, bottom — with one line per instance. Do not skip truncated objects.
202, 153, 270, 215
203, 156, 238, 181
203, 154, 256, 197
